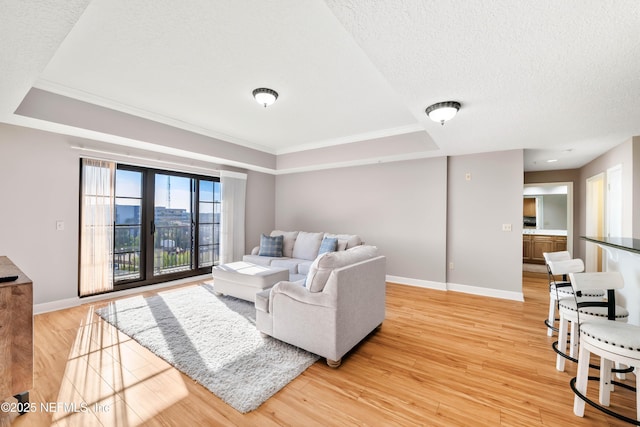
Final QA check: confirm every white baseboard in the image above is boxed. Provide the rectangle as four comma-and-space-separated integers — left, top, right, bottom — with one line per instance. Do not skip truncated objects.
33, 274, 212, 315
34, 297, 81, 315
35, 274, 524, 314
386, 275, 447, 291
386, 275, 524, 302
447, 282, 524, 302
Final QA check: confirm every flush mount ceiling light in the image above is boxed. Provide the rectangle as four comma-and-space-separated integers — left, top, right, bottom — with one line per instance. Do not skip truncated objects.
425, 101, 461, 125
252, 88, 278, 108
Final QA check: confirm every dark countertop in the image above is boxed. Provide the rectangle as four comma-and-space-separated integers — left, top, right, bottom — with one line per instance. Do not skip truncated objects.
581, 236, 640, 255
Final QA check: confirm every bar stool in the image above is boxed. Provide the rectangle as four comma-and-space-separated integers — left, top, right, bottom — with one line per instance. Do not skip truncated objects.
553, 267, 628, 372
543, 251, 572, 336
544, 255, 604, 341
570, 272, 640, 424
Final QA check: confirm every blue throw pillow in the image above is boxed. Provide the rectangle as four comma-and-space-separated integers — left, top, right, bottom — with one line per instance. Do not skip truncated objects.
258, 234, 283, 257
318, 237, 338, 255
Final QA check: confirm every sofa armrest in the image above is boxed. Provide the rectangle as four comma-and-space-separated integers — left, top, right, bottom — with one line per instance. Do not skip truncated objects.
269, 281, 335, 313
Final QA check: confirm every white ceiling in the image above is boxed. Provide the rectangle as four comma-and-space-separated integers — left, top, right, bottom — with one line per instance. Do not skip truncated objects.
2, 0, 640, 172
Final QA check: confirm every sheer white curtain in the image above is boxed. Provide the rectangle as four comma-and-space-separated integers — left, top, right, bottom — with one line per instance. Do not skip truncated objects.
220, 170, 247, 264
79, 158, 116, 296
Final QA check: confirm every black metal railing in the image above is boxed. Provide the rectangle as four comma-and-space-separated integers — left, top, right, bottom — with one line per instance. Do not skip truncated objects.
113, 223, 219, 280
114, 225, 141, 281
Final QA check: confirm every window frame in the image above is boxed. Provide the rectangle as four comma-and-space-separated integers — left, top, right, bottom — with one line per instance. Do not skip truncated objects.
80, 160, 220, 295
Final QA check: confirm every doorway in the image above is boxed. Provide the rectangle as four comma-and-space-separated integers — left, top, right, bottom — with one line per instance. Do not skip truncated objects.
522, 182, 573, 270
585, 173, 604, 272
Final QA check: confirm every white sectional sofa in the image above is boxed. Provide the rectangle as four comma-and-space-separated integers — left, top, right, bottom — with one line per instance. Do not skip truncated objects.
255, 245, 386, 367
242, 230, 362, 282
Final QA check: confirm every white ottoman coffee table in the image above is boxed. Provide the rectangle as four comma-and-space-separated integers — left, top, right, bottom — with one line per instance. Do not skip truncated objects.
212, 261, 289, 302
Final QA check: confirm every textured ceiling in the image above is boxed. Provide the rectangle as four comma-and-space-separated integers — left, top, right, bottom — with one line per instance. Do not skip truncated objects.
1, 0, 640, 172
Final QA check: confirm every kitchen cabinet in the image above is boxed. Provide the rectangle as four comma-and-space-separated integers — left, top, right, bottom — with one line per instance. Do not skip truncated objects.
523, 234, 567, 264
523, 197, 536, 217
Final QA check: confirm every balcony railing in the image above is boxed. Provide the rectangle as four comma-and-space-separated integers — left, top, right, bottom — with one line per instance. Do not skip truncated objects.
113, 223, 219, 281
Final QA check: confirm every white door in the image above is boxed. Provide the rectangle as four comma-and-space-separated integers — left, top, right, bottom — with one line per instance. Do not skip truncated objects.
586, 173, 605, 272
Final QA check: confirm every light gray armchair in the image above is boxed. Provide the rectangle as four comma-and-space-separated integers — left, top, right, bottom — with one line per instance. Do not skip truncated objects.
255, 245, 386, 367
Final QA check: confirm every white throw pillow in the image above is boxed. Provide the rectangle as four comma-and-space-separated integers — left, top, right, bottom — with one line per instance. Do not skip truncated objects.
271, 230, 299, 258
292, 231, 324, 260
305, 245, 378, 292
324, 233, 362, 250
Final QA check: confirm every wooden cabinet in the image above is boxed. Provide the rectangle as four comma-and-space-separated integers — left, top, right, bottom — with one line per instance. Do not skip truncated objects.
0, 257, 33, 405
531, 235, 554, 263
523, 235, 567, 264
553, 236, 567, 252
523, 197, 536, 217
522, 235, 532, 260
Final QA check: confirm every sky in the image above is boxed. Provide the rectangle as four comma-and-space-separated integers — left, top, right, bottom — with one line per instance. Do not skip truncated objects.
115, 169, 220, 210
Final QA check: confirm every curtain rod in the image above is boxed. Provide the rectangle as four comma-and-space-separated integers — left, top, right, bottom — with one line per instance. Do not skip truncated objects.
70, 145, 221, 175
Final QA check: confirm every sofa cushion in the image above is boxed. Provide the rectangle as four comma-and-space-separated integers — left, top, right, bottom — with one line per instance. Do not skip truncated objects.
305, 245, 379, 292
271, 258, 300, 275
324, 233, 362, 250
271, 230, 299, 258
242, 254, 280, 267
255, 289, 271, 313
297, 260, 313, 276
258, 234, 283, 257
292, 231, 324, 260
318, 237, 338, 255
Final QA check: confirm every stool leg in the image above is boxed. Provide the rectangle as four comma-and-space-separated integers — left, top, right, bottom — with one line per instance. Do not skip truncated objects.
615, 362, 626, 381
547, 296, 556, 337
599, 357, 612, 406
556, 314, 569, 372
573, 343, 590, 417
570, 320, 578, 358
636, 366, 640, 422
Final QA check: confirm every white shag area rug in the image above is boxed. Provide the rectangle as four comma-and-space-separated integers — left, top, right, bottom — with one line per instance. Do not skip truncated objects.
95, 283, 319, 413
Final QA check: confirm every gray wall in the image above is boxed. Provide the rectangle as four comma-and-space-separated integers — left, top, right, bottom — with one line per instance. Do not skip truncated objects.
0, 123, 275, 305
577, 137, 636, 260
0, 121, 527, 305
0, 124, 80, 306
447, 150, 524, 294
245, 170, 276, 252
635, 136, 640, 238
274, 157, 448, 284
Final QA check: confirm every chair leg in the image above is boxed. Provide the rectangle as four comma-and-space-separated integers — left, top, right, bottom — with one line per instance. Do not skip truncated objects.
570, 320, 579, 359
636, 367, 640, 422
556, 314, 569, 372
547, 297, 556, 336
615, 362, 626, 381
599, 357, 612, 407
573, 343, 591, 417
326, 358, 342, 368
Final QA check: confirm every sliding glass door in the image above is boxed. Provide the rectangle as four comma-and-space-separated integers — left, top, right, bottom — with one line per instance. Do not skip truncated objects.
153, 173, 193, 276
114, 169, 143, 282
111, 165, 219, 291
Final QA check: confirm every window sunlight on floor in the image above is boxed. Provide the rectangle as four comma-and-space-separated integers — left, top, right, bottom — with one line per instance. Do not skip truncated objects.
50, 306, 189, 426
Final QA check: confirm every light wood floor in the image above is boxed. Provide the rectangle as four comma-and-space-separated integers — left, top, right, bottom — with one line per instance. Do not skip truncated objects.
4, 272, 638, 426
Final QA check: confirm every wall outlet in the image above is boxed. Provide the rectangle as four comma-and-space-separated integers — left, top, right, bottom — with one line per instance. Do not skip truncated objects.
502, 223, 512, 232
449, 262, 454, 270
56, 220, 65, 231
465, 172, 472, 181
